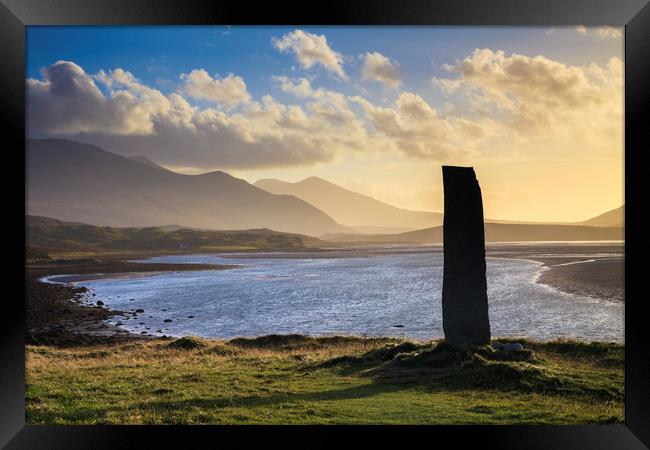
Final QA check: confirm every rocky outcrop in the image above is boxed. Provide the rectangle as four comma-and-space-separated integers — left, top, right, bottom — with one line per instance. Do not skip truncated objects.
441, 166, 491, 347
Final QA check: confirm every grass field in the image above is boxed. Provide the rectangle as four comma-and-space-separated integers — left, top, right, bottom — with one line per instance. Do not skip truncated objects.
25, 335, 624, 425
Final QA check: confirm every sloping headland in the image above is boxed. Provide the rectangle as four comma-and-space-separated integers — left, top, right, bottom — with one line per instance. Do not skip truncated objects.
26, 214, 337, 346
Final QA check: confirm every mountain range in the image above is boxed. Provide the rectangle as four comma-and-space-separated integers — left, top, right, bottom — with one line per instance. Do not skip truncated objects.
255, 177, 442, 233
27, 139, 348, 236
254, 177, 623, 232
26, 138, 624, 240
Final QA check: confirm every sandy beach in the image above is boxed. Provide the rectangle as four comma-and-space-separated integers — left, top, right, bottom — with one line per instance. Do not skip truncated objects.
485, 243, 624, 302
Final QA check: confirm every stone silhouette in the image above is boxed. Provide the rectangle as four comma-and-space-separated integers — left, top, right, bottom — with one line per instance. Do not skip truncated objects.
441, 166, 491, 347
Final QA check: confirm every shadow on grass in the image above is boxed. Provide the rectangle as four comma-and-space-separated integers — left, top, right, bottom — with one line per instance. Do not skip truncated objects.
135, 382, 403, 412
303, 339, 624, 402
27, 337, 624, 424
130, 339, 622, 421
28, 382, 409, 424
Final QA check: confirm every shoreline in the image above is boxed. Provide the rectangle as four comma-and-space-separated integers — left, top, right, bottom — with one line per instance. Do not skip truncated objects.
534, 258, 623, 302
26, 258, 240, 346
487, 247, 624, 303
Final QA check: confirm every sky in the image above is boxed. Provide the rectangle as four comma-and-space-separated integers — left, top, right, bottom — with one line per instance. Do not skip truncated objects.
26, 26, 624, 222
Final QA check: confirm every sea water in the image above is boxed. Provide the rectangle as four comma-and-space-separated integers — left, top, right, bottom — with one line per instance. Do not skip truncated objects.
71, 248, 624, 342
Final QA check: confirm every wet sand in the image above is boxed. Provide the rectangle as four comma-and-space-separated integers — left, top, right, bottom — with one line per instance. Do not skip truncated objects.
535, 258, 624, 302
486, 243, 624, 302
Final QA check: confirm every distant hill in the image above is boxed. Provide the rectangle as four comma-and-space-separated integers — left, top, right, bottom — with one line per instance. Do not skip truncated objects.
255, 177, 443, 230
26, 216, 86, 228
27, 139, 348, 236
580, 205, 624, 228
26, 215, 327, 255
27, 215, 189, 233
323, 222, 624, 245
128, 155, 170, 171
255, 176, 547, 231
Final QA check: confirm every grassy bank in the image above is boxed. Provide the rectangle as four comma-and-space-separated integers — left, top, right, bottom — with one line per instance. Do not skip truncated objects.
27, 215, 328, 260
26, 335, 623, 424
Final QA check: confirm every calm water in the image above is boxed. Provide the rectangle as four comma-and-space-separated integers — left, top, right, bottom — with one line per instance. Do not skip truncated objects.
70, 248, 623, 342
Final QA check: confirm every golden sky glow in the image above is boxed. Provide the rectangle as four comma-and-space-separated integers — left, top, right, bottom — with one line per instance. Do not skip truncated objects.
27, 26, 624, 222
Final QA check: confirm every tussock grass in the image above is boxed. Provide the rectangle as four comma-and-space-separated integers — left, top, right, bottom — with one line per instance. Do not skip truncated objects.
166, 336, 208, 350
26, 336, 624, 425
229, 334, 389, 351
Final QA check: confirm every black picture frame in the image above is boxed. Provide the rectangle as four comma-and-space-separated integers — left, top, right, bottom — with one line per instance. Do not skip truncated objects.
2, 0, 648, 448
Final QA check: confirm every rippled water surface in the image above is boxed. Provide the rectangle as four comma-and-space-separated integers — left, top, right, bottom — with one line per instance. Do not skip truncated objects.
74, 249, 624, 341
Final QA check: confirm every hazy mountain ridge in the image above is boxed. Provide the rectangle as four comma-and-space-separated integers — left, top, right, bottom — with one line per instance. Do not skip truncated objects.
255, 177, 444, 230
579, 205, 624, 227
254, 176, 574, 231
27, 139, 624, 239
27, 139, 348, 236
323, 222, 624, 244
128, 155, 170, 171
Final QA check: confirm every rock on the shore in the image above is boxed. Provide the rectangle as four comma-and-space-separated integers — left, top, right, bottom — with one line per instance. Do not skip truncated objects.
96, 300, 104, 306
493, 342, 524, 352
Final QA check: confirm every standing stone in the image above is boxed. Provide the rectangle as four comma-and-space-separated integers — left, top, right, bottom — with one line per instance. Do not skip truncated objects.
441, 166, 491, 347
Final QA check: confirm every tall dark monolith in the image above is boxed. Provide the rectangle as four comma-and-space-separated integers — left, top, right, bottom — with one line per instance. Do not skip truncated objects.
441, 166, 491, 347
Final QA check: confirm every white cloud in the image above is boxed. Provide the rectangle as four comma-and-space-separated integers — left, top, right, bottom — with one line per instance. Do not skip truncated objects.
576, 25, 623, 40
272, 30, 347, 80
28, 61, 171, 136
432, 49, 623, 146
27, 61, 373, 169
28, 49, 622, 171
273, 76, 314, 98
179, 69, 250, 108
351, 92, 484, 161
431, 77, 462, 94
25, 60, 510, 169
361, 52, 402, 88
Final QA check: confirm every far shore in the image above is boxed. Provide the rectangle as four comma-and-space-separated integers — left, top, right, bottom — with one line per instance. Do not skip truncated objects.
484, 243, 624, 303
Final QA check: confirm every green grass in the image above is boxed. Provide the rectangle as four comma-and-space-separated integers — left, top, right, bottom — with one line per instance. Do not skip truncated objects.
25, 335, 624, 424
26, 215, 327, 257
